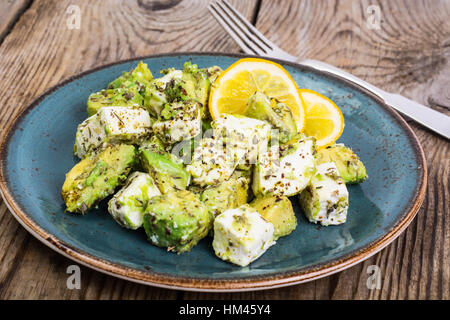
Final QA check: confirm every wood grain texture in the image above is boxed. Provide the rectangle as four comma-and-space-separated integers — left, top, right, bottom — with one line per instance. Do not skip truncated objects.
0, 0, 32, 42
186, 0, 449, 300
0, 0, 257, 299
0, 0, 448, 300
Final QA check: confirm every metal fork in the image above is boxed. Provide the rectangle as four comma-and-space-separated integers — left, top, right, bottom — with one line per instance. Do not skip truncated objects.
208, 0, 450, 139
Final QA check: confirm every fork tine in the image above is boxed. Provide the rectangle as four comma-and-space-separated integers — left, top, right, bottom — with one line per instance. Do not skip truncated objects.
215, 0, 272, 54
221, 0, 275, 49
208, 3, 263, 55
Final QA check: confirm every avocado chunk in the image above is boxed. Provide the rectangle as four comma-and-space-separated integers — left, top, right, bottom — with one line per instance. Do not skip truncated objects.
182, 62, 211, 117
187, 184, 205, 199
140, 149, 190, 193
201, 177, 249, 218
143, 190, 212, 253
108, 172, 161, 229
87, 61, 153, 116
230, 168, 252, 185
108, 61, 153, 92
144, 62, 213, 119
145, 69, 183, 116
139, 135, 171, 155
315, 143, 368, 184
246, 92, 297, 144
250, 195, 297, 240
203, 65, 223, 84
87, 87, 144, 117
61, 144, 136, 214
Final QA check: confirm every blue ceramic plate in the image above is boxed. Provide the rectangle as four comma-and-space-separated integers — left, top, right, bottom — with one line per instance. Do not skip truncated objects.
0, 53, 426, 291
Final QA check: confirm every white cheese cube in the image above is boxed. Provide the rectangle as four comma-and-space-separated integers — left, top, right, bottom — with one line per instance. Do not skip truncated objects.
108, 172, 161, 229
212, 114, 271, 167
299, 162, 349, 226
100, 106, 152, 138
74, 106, 152, 158
186, 138, 237, 186
152, 101, 201, 143
213, 205, 275, 267
73, 114, 106, 158
253, 135, 316, 197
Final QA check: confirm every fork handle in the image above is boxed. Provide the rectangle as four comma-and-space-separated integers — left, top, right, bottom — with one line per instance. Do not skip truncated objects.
299, 59, 450, 139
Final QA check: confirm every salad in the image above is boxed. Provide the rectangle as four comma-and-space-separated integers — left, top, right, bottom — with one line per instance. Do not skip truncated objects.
61, 58, 368, 267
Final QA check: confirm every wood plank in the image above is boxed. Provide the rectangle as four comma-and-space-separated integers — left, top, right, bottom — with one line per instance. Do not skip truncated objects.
0, 0, 258, 299
185, 0, 450, 300
0, 0, 32, 42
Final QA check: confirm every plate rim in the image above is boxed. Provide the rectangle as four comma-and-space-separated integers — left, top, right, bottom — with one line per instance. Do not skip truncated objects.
0, 52, 427, 292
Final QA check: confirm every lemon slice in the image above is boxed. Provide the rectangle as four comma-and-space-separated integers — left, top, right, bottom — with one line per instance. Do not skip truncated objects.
209, 58, 305, 132
299, 89, 344, 149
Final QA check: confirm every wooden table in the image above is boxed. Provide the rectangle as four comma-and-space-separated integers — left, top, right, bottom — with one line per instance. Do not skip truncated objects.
0, 0, 448, 300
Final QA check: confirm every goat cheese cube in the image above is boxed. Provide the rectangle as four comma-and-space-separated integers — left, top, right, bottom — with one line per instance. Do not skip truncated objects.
299, 162, 349, 226
212, 114, 271, 167
152, 101, 201, 143
213, 205, 275, 267
253, 135, 316, 197
108, 172, 161, 229
74, 106, 152, 158
73, 114, 106, 158
186, 138, 237, 186
100, 106, 152, 139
